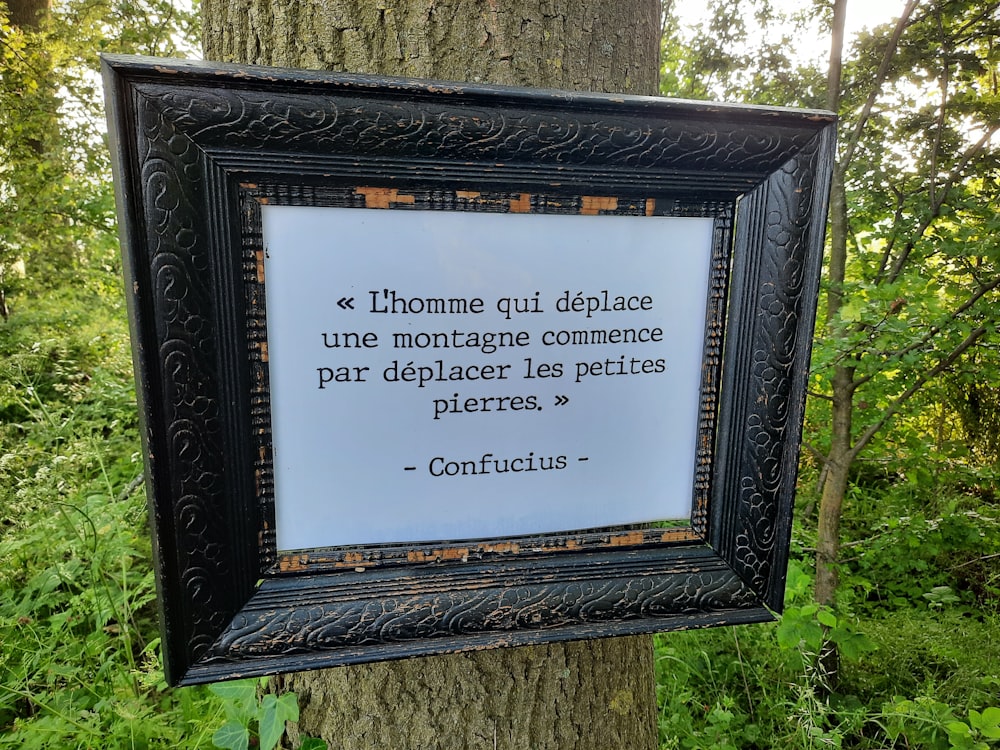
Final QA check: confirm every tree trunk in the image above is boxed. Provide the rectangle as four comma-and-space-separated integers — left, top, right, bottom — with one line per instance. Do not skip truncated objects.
814, 365, 852, 609
201, 2, 660, 748
279, 637, 656, 750
815, 165, 851, 611
814, 0, 849, 690
202, 0, 659, 94
814, 362, 853, 688
816, 0, 849, 610
4, 0, 50, 30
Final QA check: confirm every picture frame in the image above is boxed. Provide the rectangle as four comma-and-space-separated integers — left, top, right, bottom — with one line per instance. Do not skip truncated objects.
102, 54, 835, 686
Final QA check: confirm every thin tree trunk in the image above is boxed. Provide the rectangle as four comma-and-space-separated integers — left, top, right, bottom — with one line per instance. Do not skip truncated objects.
815, 365, 853, 610
816, 0, 849, 610
202, 2, 661, 747
815, 0, 920, 612
812, 0, 851, 690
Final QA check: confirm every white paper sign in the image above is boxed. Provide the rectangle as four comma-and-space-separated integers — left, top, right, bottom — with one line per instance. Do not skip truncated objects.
260, 205, 714, 550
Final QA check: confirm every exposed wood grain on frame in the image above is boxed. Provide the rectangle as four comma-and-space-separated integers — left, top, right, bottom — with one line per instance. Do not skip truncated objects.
274, 525, 702, 573
255, 249, 265, 284
581, 196, 618, 215
509, 193, 532, 213
356, 187, 417, 209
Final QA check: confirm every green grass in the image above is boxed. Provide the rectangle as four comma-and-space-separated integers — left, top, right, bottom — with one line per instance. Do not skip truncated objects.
655, 609, 1000, 749
0, 286, 222, 748
2, 281, 997, 749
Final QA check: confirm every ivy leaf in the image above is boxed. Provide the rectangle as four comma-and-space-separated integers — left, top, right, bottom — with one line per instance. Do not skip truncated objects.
209, 679, 258, 723
209, 680, 257, 702
276, 691, 300, 723
258, 694, 284, 750
212, 721, 249, 750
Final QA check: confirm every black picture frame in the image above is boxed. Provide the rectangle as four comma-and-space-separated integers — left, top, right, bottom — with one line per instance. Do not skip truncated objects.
102, 54, 835, 687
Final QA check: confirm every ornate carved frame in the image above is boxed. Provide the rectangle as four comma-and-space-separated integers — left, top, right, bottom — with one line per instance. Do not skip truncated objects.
102, 54, 835, 686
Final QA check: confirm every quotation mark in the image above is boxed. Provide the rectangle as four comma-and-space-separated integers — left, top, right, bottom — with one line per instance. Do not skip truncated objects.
554, 395, 569, 406
337, 296, 355, 310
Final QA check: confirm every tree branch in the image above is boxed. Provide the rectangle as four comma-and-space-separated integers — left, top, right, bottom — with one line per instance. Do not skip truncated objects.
850, 276, 1000, 390
839, 0, 920, 173
874, 186, 905, 281
950, 552, 1000, 571
849, 326, 987, 461
807, 389, 835, 402
801, 441, 831, 466
886, 124, 1000, 284
927, 5, 949, 210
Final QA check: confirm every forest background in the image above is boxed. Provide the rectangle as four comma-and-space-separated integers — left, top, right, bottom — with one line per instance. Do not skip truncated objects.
0, 0, 998, 748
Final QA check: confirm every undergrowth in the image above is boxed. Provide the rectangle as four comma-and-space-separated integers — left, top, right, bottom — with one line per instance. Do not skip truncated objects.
0, 287, 222, 748
655, 477, 1000, 749
2, 284, 998, 749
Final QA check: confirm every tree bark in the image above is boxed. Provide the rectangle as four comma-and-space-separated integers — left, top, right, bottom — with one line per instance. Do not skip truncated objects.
3, 0, 50, 30
201, 2, 660, 748
202, 0, 659, 95
815, 364, 852, 610
279, 637, 656, 750
815, 0, 922, 615
815, 0, 848, 610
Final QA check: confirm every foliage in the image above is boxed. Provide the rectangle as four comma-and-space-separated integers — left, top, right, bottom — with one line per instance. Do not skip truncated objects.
843, 501, 1000, 614
0, 1, 997, 748
945, 358, 1000, 464
0, 0, 197, 311
666, 0, 1000, 603
0, 287, 226, 747
660, 0, 828, 107
655, 546, 999, 749
881, 699, 1000, 750
0, 3, 219, 746
809, 0, 1000, 594
208, 678, 326, 750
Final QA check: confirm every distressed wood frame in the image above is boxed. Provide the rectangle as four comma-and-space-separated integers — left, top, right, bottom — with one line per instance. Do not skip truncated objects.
102, 54, 835, 686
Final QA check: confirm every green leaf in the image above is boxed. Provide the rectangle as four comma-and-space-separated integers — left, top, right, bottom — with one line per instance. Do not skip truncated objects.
816, 609, 838, 628
212, 721, 250, 750
209, 679, 257, 704
775, 611, 823, 652
276, 692, 300, 723
830, 629, 877, 661
839, 297, 866, 322
800, 620, 825, 651
299, 739, 328, 750
209, 679, 258, 723
258, 694, 284, 750
946, 720, 971, 738
970, 707, 1000, 739
775, 617, 802, 649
